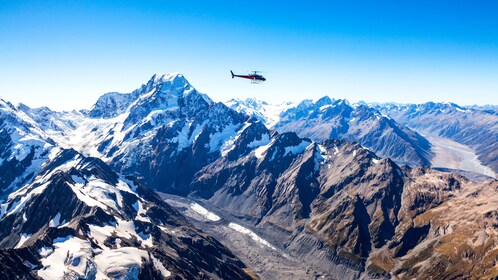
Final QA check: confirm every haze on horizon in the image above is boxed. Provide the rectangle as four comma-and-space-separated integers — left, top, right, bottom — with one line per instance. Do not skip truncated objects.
1, 1, 497, 111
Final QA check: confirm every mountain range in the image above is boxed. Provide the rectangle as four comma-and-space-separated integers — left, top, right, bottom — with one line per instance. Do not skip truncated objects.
227, 97, 433, 167
1, 73, 497, 279
227, 97, 497, 179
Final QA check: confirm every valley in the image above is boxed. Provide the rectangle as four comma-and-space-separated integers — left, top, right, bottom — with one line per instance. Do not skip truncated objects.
160, 193, 329, 280
425, 133, 496, 178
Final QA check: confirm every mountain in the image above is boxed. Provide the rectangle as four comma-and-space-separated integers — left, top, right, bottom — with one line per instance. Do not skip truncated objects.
375, 102, 498, 176
0, 148, 253, 279
81, 77, 495, 277
227, 97, 433, 167
88, 73, 212, 120
16, 74, 260, 198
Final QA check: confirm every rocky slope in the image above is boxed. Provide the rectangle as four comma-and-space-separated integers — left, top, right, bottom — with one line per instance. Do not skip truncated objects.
385, 167, 498, 279
185, 133, 498, 279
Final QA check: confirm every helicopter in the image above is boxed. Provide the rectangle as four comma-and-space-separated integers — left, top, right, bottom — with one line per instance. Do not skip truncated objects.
230, 70, 266, 83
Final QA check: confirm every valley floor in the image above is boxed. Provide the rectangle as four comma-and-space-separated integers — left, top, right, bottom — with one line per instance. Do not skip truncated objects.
424, 134, 496, 178
159, 193, 330, 280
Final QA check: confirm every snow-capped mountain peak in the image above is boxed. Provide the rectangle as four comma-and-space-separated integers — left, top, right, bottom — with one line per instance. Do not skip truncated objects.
88, 72, 213, 120
314, 95, 335, 107
148, 72, 188, 90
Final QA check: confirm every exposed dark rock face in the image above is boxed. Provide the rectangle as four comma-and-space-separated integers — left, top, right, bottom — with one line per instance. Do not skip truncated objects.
0, 248, 41, 279
112, 103, 250, 196
179, 136, 402, 275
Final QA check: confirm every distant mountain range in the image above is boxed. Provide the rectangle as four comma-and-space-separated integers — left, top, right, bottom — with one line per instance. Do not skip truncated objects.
1, 73, 497, 279
227, 97, 433, 167
226, 97, 497, 178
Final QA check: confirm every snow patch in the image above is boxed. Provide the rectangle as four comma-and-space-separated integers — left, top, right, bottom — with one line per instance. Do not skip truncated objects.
15, 233, 32, 248
228, 223, 276, 250
49, 213, 62, 227
254, 139, 275, 159
315, 144, 330, 171
151, 255, 172, 278
88, 224, 115, 249
168, 122, 192, 152
190, 203, 221, 221
38, 246, 54, 258
209, 123, 241, 154
320, 104, 332, 111
220, 122, 251, 157
283, 140, 311, 156
69, 183, 107, 209
94, 247, 171, 278
247, 133, 270, 149
134, 200, 151, 223
38, 235, 93, 279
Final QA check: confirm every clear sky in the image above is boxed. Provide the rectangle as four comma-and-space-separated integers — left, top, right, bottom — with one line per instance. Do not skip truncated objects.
1, 0, 497, 110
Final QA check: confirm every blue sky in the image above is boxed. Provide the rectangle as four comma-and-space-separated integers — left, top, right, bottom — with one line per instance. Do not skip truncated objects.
1, 0, 497, 110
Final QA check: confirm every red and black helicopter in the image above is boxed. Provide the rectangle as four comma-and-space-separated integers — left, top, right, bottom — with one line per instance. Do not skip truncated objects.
231, 70, 266, 83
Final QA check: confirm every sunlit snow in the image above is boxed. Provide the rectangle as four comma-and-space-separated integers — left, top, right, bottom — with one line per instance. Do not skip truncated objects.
228, 223, 276, 250
190, 203, 221, 221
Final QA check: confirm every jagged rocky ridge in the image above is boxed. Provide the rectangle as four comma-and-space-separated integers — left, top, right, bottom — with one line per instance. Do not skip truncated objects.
0, 148, 253, 279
